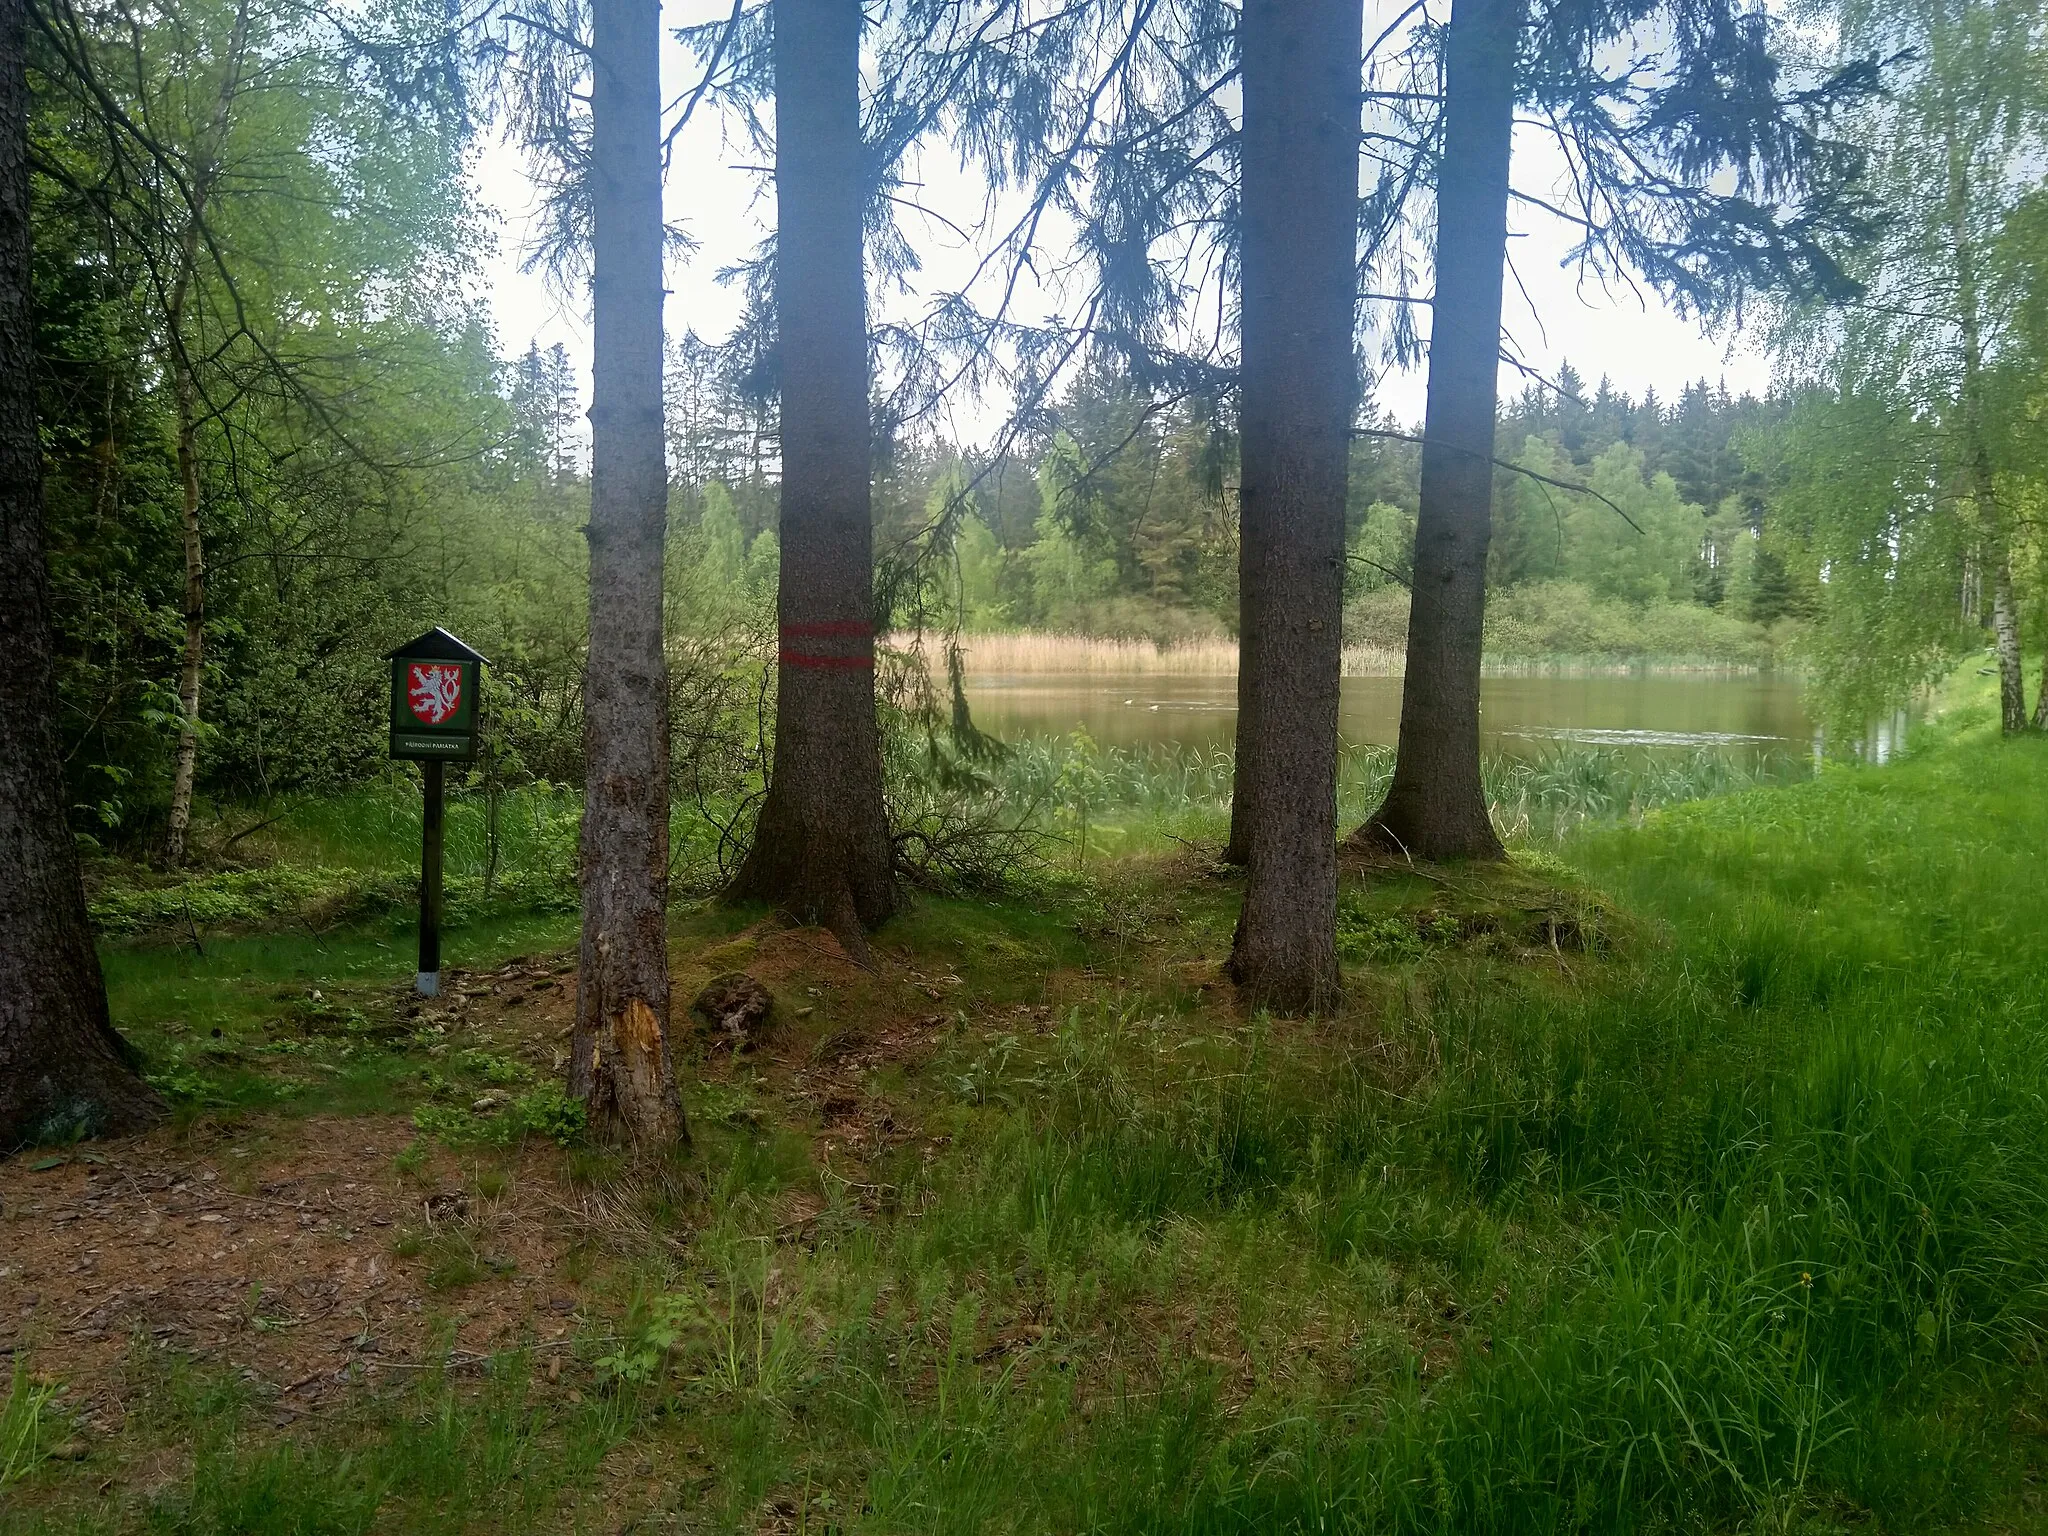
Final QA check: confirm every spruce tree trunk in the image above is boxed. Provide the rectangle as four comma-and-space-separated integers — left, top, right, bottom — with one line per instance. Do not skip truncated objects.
0, 0, 161, 1149
727, 0, 897, 950
1224, 0, 1359, 1014
1355, 0, 1518, 861
569, 0, 685, 1147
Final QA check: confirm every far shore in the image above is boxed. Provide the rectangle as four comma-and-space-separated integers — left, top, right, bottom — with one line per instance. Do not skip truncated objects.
889, 630, 1786, 679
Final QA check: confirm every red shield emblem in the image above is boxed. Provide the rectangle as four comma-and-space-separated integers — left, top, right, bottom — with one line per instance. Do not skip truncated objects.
408, 663, 463, 725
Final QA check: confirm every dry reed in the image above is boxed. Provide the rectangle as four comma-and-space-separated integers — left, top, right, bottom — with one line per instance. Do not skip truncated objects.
908, 630, 1774, 679
922, 631, 1410, 677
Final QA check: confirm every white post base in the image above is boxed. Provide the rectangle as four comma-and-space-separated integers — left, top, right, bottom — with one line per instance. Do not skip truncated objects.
415, 971, 440, 998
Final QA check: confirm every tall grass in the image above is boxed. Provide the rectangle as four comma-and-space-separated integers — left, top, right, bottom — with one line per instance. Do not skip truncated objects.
2, 1360, 60, 1488
990, 735, 1802, 846
32, 711, 2048, 1532
937, 630, 1782, 677
841, 730, 2048, 1531
941, 630, 1409, 676
938, 631, 1244, 675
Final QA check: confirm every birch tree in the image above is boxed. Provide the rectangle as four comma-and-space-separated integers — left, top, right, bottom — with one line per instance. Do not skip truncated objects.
1768, 0, 2048, 734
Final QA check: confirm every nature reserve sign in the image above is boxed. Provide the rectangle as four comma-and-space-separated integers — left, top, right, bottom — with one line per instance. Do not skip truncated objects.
387, 628, 483, 760
386, 628, 487, 996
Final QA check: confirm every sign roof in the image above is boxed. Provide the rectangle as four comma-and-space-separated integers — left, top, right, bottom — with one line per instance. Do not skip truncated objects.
386, 626, 489, 665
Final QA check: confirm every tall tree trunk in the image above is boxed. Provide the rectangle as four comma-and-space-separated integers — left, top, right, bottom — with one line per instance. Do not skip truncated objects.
163, 236, 204, 866
1224, 0, 1359, 1014
159, 5, 245, 864
1355, 0, 1519, 861
569, 0, 685, 1148
0, 0, 161, 1148
727, 0, 897, 951
1945, 122, 2023, 734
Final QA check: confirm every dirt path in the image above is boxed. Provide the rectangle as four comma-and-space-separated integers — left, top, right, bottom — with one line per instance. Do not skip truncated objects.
0, 1116, 593, 1437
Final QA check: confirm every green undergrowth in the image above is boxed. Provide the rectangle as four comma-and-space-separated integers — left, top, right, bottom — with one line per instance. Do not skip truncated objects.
993, 735, 1807, 860
84, 777, 586, 940
98, 911, 582, 1123
85, 737, 1801, 945
13, 683, 2048, 1532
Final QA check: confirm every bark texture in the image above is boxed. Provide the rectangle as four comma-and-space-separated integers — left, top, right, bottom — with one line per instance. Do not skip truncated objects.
569, 0, 685, 1148
0, 0, 162, 1149
1992, 555, 2024, 733
1224, 0, 1359, 1014
727, 0, 897, 949
1356, 0, 1518, 861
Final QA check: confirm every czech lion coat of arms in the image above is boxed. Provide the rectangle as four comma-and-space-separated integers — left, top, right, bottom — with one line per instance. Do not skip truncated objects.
407, 662, 464, 725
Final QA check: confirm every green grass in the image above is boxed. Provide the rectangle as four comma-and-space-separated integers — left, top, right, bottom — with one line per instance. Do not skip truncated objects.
90, 740, 1794, 945
989, 735, 1807, 856
97, 911, 582, 1122
13, 680, 2048, 1532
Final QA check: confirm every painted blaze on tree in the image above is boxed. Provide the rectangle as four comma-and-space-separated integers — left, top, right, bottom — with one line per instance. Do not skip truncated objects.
387, 627, 484, 760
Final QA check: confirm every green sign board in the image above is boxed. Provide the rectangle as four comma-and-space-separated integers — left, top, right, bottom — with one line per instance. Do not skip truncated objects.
387, 627, 486, 762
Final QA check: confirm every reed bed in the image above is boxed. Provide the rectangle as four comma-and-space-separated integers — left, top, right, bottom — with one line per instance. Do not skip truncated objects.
932, 631, 1242, 675
922, 630, 1776, 678
938, 630, 1408, 676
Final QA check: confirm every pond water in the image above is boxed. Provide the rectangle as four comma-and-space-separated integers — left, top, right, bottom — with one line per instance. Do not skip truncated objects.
962, 671, 1815, 761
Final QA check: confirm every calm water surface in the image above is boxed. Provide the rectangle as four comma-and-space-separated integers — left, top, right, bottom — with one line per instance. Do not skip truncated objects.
963, 672, 1813, 759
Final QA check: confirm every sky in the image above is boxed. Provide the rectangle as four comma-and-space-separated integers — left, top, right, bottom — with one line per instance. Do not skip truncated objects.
464, 3, 1781, 448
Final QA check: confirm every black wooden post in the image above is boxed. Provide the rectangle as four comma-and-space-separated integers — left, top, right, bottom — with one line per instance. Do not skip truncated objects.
418, 758, 444, 996
387, 628, 485, 997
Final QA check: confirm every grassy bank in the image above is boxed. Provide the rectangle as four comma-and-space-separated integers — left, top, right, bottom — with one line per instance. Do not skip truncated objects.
8, 683, 2044, 1532
82, 737, 1797, 944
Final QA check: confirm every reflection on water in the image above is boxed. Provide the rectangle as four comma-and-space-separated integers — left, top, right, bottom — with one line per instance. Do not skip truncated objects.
1823, 707, 1913, 765
963, 671, 1814, 760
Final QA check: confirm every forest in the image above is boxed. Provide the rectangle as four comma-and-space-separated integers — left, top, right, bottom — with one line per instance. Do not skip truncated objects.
9, 0, 2048, 1529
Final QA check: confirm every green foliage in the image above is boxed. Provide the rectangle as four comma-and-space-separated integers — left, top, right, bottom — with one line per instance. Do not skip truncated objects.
1335, 901, 1461, 963
411, 1085, 586, 1150
1481, 580, 1781, 667
1750, 389, 1975, 731
30, 0, 499, 843
1747, 0, 2048, 729
86, 866, 366, 935
1, 1360, 62, 1488
1496, 439, 1703, 603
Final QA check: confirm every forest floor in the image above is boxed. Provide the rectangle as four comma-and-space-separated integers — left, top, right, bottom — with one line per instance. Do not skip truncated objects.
6, 677, 2048, 1533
